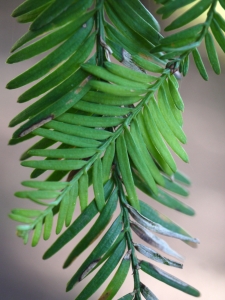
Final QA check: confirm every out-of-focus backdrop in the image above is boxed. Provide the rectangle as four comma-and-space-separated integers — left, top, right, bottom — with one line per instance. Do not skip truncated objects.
0, 1, 225, 299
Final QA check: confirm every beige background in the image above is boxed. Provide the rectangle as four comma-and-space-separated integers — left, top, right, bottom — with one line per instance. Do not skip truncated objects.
0, 1, 225, 299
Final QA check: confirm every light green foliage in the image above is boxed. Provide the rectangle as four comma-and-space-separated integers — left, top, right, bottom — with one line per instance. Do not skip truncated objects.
155, 0, 224, 79
7, 0, 225, 299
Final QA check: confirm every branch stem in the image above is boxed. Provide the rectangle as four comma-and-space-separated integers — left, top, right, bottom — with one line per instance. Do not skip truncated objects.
113, 166, 142, 299
96, 0, 105, 66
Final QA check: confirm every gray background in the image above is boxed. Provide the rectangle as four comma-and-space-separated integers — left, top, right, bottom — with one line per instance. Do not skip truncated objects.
0, 1, 225, 299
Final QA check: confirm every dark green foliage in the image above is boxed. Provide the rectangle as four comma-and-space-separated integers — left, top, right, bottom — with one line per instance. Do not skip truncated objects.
153, 0, 225, 78
7, 0, 224, 299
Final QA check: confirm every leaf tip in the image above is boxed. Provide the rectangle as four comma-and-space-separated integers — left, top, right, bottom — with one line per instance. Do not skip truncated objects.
42, 253, 48, 260
8, 119, 16, 128
6, 56, 13, 64
63, 261, 69, 269
66, 282, 73, 292
6, 81, 13, 89
164, 25, 172, 32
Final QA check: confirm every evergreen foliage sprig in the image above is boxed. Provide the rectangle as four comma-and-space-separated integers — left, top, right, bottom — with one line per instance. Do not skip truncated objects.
7, 0, 225, 299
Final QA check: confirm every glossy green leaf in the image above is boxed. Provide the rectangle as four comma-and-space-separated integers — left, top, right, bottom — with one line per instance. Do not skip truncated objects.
136, 114, 174, 177
151, 38, 199, 54
130, 119, 165, 186
108, 0, 162, 45
132, 54, 164, 73
83, 91, 141, 106
93, 158, 105, 211
158, 85, 185, 142
66, 215, 122, 291
31, 220, 43, 247
214, 12, 225, 32
56, 193, 70, 234
124, 126, 158, 194
174, 171, 191, 186
105, 22, 152, 58
92, 232, 125, 273
82, 64, 150, 89
33, 127, 101, 148
192, 48, 208, 81
116, 134, 140, 211
20, 138, 55, 161
104, 1, 154, 54
75, 239, 126, 300
169, 74, 179, 90
133, 171, 195, 216
30, 166, 65, 180
43, 211, 54, 240
210, 18, 225, 52
79, 172, 89, 212
148, 97, 188, 162
8, 134, 34, 146
155, 188, 194, 216
104, 61, 157, 84
57, 113, 124, 128
21, 159, 87, 171
73, 100, 133, 116
163, 177, 189, 197
65, 181, 78, 226
9, 213, 33, 224
43, 179, 114, 259
29, 148, 97, 160
140, 261, 200, 297
18, 5, 51, 24
157, 0, 196, 19
183, 55, 189, 77
7, 11, 95, 65
46, 170, 69, 182
12, 83, 91, 138
165, 0, 211, 31
12, 32, 95, 101
12, 0, 53, 17
15, 190, 60, 199
11, 209, 42, 218
7, 18, 93, 91
9, 70, 89, 128
128, 0, 160, 31
11, 6, 95, 53
205, 32, 221, 74
89, 80, 147, 97
163, 81, 182, 128
161, 24, 203, 46
16, 5, 51, 23
63, 188, 118, 268
102, 141, 115, 183
29, 144, 72, 178
45, 120, 112, 140
21, 180, 68, 190
99, 250, 131, 300
167, 78, 184, 111
160, 50, 185, 60
143, 105, 177, 173
30, 0, 87, 30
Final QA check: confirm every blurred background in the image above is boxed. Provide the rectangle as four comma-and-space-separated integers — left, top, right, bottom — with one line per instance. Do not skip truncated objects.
0, 1, 225, 299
